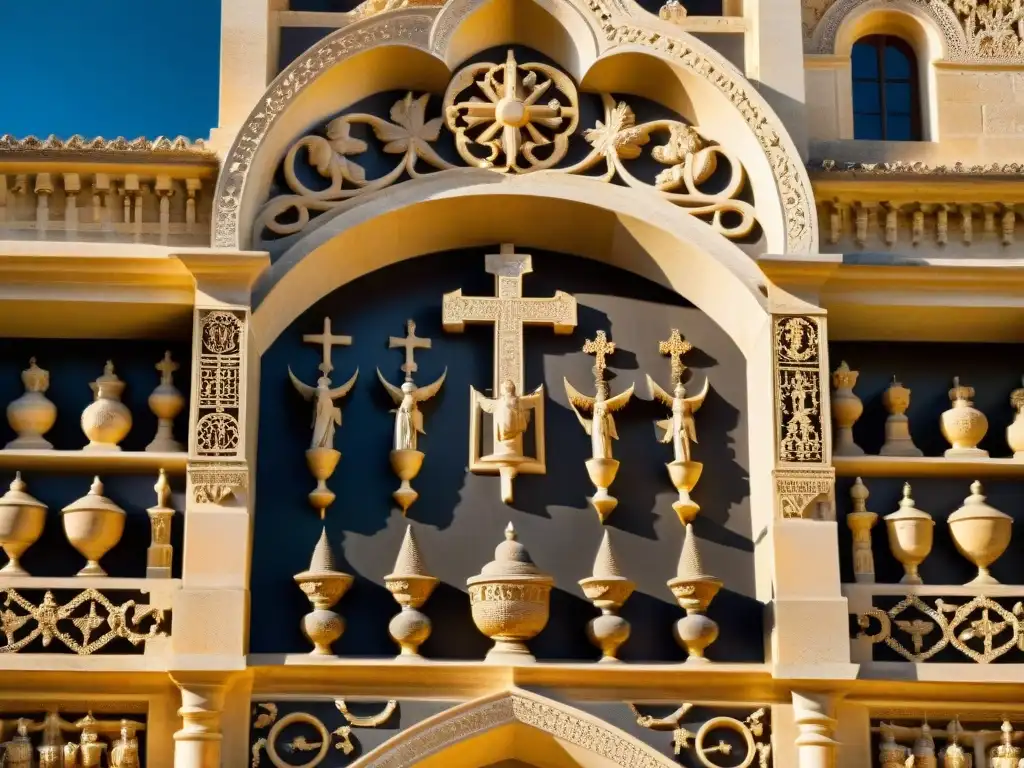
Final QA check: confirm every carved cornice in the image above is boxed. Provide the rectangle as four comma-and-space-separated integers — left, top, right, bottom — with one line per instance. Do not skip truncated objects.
0, 134, 215, 158
812, 159, 1024, 178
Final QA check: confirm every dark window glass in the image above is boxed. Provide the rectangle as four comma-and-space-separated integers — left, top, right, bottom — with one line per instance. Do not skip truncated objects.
851, 35, 922, 141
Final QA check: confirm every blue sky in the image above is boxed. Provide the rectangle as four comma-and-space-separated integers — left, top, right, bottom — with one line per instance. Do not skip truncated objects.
0, 1, 220, 140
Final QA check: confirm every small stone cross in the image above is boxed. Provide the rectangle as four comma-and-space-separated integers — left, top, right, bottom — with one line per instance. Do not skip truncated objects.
582, 330, 616, 373
389, 319, 431, 381
155, 351, 178, 385
303, 317, 352, 375
658, 329, 693, 385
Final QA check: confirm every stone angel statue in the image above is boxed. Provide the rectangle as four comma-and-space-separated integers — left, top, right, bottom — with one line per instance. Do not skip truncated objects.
288, 368, 359, 450
476, 379, 543, 459
646, 375, 710, 464
564, 378, 635, 461
376, 368, 447, 451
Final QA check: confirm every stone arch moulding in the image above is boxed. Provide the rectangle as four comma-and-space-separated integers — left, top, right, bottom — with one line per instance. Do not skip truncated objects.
211, 0, 818, 255
348, 687, 680, 767
811, 0, 966, 60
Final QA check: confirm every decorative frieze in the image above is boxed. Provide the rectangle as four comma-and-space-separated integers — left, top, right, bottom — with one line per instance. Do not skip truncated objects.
188, 461, 248, 505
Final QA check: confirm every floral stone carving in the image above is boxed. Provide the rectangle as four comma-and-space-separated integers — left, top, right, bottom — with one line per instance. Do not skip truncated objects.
255, 58, 758, 243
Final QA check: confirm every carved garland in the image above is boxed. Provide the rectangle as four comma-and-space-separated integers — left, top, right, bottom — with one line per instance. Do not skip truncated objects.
0, 589, 167, 655
857, 594, 1024, 663
254, 55, 756, 243
212, 10, 814, 253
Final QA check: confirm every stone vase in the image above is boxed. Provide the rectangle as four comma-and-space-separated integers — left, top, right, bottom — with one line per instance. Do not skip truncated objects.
947, 481, 1012, 586
940, 377, 988, 458
467, 523, 554, 663
294, 528, 353, 656
578, 530, 634, 662
884, 484, 934, 585
831, 361, 865, 456
383, 524, 438, 660
0, 473, 47, 576
667, 524, 722, 663
880, 378, 923, 457
667, 459, 703, 524
146, 351, 184, 452
5, 358, 57, 450
389, 448, 424, 515
1008, 379, 1024, 458
585, 457, 620, 523
306, 447, 341, 516
61, 477, 126, 576
81, 361, 132, 451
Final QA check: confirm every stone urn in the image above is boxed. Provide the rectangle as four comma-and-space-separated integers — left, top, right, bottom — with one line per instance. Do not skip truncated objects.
1008, 378, 1024, 458
0, 473, 47, 576
947, 480, 1012, 586
306, 447, 341, 516
884, 483, 934, 585
586, 457, 620, 522
294, 528, 353, 655
578, 529, 635, 662
146, 351, 184, 452
880, 378, 922, 457
384, 524, 438, 660
81, 361, 132, 451
61, 477, 126, 576
467, 523, 554, 663
940, 377, 988, 458
913, 722, 938, 768
389, 448, 424, 515
990, 721, 1022, 768
831, 361, 865, 456
667, 459, 703, 524
667, 524, 722, 663
6, 358, 57, 450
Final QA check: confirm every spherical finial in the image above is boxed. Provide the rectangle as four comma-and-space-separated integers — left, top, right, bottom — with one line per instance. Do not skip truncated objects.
970, 480, 983, 497
850, 477, 869, 502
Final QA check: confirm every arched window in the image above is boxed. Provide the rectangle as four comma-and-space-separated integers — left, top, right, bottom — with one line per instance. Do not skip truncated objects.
851, 34, 922, 141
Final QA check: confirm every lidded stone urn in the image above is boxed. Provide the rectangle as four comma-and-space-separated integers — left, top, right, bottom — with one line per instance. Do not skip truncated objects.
947, 480, 1012, 586
884, 483, 934, 585
0, 473, 47, 576
467, 523, 554, 663
1008, 377, 1024, 458
940, 377, 988, 458
831, 361, 864, 456
990, 721, 1022, 768
667, 525, 722, 663
61, 477, 126, 576
81, 361, 132, 451
578, 529, 635, 662
293, 528, 353, 656
384, 524, 438, 660
6, 358, 57, 450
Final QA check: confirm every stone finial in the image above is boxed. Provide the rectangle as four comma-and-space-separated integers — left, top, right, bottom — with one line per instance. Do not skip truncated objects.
308, 527, 339, 573
677, 524, 711, 580
390, 524, 428, 577
592, 529, 624, 579
384, 524, 439, 660
579, 529, 635, 662
481, 522, 541, 576
294, 528, 353, 656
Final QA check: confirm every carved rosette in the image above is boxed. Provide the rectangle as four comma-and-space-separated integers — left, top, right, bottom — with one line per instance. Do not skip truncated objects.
190, 309, 246, 459
772, 315, 834, 520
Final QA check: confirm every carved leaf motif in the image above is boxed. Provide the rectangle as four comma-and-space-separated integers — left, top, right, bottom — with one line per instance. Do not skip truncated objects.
582, 101, 648, 160
373, 93, 443, 154
323, 119, 368, 183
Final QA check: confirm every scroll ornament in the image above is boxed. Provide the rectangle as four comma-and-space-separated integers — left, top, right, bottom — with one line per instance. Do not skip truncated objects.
564, 331, 634, 523
256, 52, 756, 243
377, 320, 446, 514
628, 702, 770, 767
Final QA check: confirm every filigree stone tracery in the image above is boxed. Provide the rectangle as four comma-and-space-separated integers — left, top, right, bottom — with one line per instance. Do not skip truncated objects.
193, 309, 245, 457
212, 8, 815, 252
774, 316, 825, 464
0, 589, 167, 655
255, 59, 757, 243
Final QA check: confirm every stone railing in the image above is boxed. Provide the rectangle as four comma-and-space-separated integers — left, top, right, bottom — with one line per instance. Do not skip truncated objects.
0, 135, 218, 246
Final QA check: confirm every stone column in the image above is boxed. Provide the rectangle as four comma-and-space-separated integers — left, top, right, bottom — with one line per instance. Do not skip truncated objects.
171, 674, 231, 768
792, 691, 840, 768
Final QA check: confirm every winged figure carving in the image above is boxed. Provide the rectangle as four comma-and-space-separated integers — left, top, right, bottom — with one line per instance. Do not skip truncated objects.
564, 377, 635, 461
288, 367, 359, 450
377, 367, 447, 451
647, 375, 708, 464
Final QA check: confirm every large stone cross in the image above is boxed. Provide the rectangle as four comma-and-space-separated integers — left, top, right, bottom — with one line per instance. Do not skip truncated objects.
442, 244, 577, 391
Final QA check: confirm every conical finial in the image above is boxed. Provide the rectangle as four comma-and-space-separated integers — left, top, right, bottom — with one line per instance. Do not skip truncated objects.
154, 469, 170, 508
10, 472, 25, 494
677, 524, 711, 580
89, 476, 104, 496
391, 524, 429, 576
850, 477, 869, 511
505, 521, 516, 540
308, 527, 338, 572
592, 529, 624, 579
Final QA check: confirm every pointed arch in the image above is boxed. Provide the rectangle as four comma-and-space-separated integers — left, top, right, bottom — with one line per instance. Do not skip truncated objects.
350, 688, 678, 767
